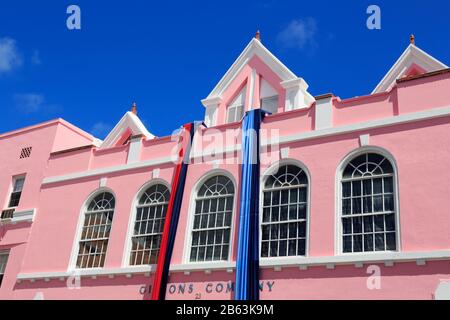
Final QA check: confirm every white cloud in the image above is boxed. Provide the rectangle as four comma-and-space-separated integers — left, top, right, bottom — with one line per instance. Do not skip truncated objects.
14, 93, 45, 113
13, 93, 60, 114
0, 37, 22, 73
31, 49, 42, 65
91, 122, 112, 138
276, 18, 318, 51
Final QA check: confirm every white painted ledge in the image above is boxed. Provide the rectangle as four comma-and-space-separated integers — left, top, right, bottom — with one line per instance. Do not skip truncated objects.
16, 251, 450, 282
12, 209, 36, 223
41, 105, 450, 184
42, 156, 174, 185
259, 250, 450, 269
170, 261, 235, 273
17, 265, 156, 282
0, 208, 36, 225
264, 105, 450, 147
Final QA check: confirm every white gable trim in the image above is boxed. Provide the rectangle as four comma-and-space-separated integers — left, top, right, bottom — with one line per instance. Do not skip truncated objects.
373, 44, 448, 94
100, 112, 155, 149
203, 39, 298, 105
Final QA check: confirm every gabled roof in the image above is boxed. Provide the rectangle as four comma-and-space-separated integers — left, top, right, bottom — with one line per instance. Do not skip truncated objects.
202, 38, 313, 106
372, 44, 448, 94
100, 111, 155, 149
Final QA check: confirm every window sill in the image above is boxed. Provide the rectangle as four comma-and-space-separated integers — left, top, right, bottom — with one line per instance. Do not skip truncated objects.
259, 250, 450, 270
16, 250, 450, 282
16, 262, 236, 282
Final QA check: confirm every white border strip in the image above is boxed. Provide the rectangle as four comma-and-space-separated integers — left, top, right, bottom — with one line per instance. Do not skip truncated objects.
42, 156, 174, 185
42, 105, 450, 184
16, 250, 450, 281
262, 105, 450, 146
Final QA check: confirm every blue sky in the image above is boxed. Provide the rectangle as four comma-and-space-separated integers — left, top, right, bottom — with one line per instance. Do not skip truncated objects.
0, 1, 449, 138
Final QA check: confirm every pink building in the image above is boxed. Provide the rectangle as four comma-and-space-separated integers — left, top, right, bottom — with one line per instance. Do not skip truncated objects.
1, 35, 450, 300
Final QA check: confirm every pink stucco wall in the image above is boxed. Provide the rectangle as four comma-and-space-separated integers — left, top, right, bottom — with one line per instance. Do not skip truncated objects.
1, 54, 449, 300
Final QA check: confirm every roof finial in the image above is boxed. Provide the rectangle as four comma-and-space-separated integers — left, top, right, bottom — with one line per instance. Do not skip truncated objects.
131, 102, 137, 115
255, 30, 261, 42
410, 34, 415, 45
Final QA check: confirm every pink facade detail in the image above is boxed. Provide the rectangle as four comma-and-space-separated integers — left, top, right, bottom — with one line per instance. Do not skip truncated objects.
1, 37, 450, 300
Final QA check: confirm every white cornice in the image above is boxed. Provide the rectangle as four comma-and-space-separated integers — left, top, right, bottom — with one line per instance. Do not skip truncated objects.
204, 38, 298, 101
201, 96, 222, 108
42, 156, 174, 185
100, 112, 155, 149
373, 44, 448, 94
280, 77, 308, 90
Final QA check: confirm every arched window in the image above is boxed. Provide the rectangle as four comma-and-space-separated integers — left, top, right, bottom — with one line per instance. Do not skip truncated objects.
189, 175, 235, 262
340, 152, 397, 253
130, 184, 170, 265
262, 164, 308, 257
76, 192, 115, 268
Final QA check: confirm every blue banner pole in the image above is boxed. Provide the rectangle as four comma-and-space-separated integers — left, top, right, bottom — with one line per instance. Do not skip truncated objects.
235, 109, 265, 300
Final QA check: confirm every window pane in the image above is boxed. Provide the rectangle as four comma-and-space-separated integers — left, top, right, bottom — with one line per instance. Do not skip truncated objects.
342, 218, 352, 234
262, 165, 308, 257
261, 96, 279, 114
190, 176, 234, 262
342, 182, 351, 197
386, 233, 396, 250
384, 177, 393, 193
13, 177, 25, 192
375, 233, 385, 251
352, 217, 362, 234
343, 236, 352, 253
353, 235, 362, 252
364, 234, 374, 251
341, 153, 397, 253
352, 181, 361, 196
77, 192, 115, 268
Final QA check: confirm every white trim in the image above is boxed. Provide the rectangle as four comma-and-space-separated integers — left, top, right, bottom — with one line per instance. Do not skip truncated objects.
101, 112, 155, 149
334, 146, 401, 255
205, 38, 297, 101
190, 105, 450, 163
42, 156, 174, 185
372, 44, 447, 94
182, 169, 238, 264
359, 134, 370, 147
259, 159, 312, 260
435, 282, 450, 300
17, 250, 450, 281
122, 179, 171, 267
11, 208, 36, 223
263, 105, 450, 147
260, 250, 450, 268
42, 105, 450, 183
99, 177, 107, 188
126, 136, 142, 164
248, 68, 256, 110
314, 96, 333, 130
68, 187, 116, 271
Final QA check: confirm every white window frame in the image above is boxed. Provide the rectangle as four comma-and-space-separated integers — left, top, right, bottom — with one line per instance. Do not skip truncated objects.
259, 159, 311, 262
335, 146, 401, 255
6, 175, 26, 209
68, 188, 117, 271
226, 104, 244, 123
183, 170, 237, 264
0, 251, 9, 287
122, 179, 171, 267
260, 95, 279, 115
